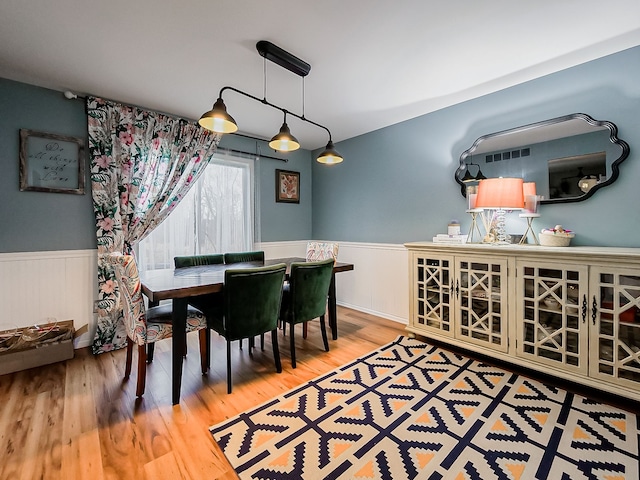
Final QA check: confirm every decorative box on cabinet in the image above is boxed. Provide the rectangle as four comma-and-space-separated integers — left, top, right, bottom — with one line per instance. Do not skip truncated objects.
406, 242, 640, 401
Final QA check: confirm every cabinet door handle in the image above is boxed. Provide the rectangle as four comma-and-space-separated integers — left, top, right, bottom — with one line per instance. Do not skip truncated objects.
456, 279, 460, 298
450, 280, 454, 295
592, 295, 598, 325
581, 294, 587, 323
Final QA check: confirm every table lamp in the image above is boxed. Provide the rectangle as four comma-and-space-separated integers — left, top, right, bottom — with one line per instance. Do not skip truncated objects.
476, 177, 524, 244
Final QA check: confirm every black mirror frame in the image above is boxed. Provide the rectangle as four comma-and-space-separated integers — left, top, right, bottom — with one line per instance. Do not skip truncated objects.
455, 113, 630, 204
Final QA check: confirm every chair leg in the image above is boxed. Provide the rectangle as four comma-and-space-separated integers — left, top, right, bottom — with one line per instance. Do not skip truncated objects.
226, 339, 232, 394
260, 333, 265, 351
136, 344, 147, 397
319, 315, 329, 352
302, 322, 308, 339
124, 337, 134, 379
198, 329, 208, 375
205, 328, 211, 370
290, 322, 296, 369
271, 329, 282, 373
147, 343, 155, 363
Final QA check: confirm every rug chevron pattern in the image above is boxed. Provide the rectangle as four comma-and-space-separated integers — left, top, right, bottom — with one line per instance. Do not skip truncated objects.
210, 336, 639, 479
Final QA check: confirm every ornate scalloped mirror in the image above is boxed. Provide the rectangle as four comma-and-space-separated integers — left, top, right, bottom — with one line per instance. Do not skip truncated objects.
455, 113, 630, 204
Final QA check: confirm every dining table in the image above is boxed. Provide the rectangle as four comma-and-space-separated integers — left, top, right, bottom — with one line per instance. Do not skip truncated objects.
139, 257, 354, 404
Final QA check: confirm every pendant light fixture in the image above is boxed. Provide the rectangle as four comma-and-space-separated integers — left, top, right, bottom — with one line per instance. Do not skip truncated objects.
268, 113, 300, 152
198, 98, 238, 133
198, 41, 343, 165
461, 162, 486, 183
317, 141, 343, 165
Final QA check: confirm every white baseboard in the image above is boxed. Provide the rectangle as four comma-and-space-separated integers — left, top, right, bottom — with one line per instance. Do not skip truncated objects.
338, 301, 408, 325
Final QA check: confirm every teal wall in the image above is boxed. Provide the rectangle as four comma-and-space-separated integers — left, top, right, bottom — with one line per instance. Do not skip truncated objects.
0, 79, 95, 252
312, 45, 640, 248
3, 45, 640, 252
0, 78, 313, 252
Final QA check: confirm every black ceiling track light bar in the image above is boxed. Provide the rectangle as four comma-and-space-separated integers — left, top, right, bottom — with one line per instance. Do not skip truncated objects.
198, 41, 343, 164
256, 40, 310, 77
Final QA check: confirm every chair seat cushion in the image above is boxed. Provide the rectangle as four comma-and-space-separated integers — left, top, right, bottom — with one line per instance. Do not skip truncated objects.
145, 304, 207, 343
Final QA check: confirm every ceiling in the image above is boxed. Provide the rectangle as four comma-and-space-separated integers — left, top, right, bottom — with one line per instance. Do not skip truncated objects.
1, 0, 639, 150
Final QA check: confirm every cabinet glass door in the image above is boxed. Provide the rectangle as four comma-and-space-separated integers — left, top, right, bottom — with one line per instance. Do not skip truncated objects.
456, 257, 508, 352
590, 267, 640, 388
517, 262, 588, 374
414, 255, 454, 336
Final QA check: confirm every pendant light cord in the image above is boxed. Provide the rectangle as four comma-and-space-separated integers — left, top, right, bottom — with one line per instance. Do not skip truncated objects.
263, 57, 268, 101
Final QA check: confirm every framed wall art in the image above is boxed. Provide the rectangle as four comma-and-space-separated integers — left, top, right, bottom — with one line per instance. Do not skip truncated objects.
275, 169, 300, 203
19, 129, 85, 194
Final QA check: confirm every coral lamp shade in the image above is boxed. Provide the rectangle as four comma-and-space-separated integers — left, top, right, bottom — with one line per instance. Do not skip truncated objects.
476, 178, 525, 209
523, 182, 537, 197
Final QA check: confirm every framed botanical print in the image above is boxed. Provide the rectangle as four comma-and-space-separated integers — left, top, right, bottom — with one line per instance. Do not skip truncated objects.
19, 129, 85, 194
275, 169, 300, 203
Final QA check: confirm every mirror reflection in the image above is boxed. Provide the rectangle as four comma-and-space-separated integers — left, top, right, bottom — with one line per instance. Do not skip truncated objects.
456, 114, 630, 204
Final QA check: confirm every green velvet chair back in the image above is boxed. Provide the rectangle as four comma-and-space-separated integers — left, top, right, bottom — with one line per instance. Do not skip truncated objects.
284, 258, 334, 325
224, 250, 265, 264
221, 263, 286, 341
174, 254, 224, 268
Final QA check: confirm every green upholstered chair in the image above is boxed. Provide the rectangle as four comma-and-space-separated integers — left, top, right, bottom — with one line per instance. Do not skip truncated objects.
223, 250, 267, 349
279, 258, 334, 368
174, 253, 224, 268
223, 250, 265, 264
104, 253, 208, 397
173, 254, 225, 367
209, 263, 286, 393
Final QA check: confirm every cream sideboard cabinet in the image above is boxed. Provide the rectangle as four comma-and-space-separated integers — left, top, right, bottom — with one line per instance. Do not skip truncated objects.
405, 242, 640, 400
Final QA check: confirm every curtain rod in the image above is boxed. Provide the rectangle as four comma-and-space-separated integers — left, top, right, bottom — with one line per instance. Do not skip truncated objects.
216, 145, 288, 163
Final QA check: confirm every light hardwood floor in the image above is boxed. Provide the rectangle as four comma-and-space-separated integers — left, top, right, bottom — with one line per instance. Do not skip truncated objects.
0, 307, 406, 480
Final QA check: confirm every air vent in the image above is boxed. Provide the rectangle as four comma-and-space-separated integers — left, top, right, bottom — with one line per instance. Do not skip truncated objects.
485, 148, 531, 163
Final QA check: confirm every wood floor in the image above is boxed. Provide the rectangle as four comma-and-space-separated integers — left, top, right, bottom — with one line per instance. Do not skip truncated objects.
0, 307, 406, 480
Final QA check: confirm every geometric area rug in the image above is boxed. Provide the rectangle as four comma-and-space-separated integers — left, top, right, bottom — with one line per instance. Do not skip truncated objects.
210, 336, 640, 479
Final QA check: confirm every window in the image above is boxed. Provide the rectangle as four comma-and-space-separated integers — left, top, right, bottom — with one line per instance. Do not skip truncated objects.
136, 153, 256, 272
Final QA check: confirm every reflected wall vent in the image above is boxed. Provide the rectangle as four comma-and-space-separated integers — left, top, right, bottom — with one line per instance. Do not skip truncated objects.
485, 147, 531, 163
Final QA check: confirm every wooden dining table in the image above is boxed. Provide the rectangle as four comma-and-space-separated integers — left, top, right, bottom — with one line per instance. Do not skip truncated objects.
139, 257, 354, 404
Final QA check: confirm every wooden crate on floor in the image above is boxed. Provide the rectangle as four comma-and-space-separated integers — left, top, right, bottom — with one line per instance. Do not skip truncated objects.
0, 319, 74, 375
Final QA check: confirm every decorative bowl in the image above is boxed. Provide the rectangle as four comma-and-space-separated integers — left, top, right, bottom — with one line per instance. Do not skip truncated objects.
540, 232, 574, 247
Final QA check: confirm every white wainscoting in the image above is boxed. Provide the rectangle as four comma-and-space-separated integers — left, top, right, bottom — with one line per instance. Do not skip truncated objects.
0, 249, 98, 349
0, 242, 408, 351
260, 241, 409, 324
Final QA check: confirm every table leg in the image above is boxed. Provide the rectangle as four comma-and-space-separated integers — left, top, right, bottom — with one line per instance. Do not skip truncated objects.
328, 274, 338, 340
172, 297, 188, 405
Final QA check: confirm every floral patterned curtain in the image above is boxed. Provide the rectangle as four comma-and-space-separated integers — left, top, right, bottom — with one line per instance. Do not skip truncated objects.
87, 96, 220, 354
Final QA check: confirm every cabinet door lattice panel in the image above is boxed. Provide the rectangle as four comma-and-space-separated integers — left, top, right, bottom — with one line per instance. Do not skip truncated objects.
413, 255, 453, 336
517, 262, 589, 375
457, 257, 508, 352
590, 268, 640, 388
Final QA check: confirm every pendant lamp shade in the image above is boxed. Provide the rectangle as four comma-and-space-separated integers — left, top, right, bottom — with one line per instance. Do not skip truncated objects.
475, 168, 487, 181
317, 141, 343, 165
198, 98, 238, 133
461, 169, 475, 183
269, 121, 300, 152
476, 178, 525, 210
523, 182, 537, 197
